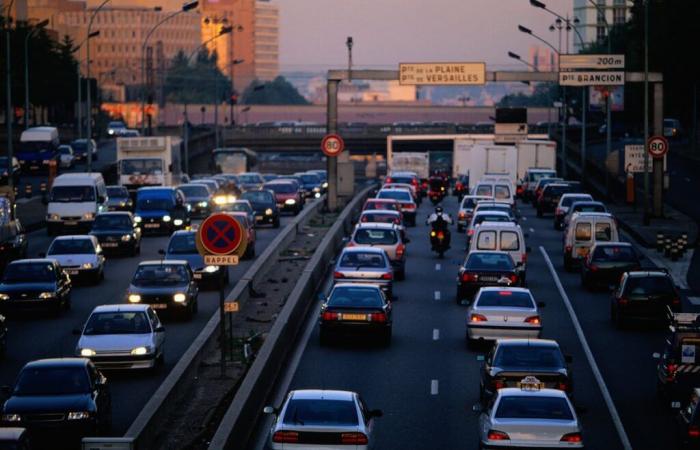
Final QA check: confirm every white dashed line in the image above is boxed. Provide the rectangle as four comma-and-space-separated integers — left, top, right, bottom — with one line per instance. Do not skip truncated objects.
432, 329, 440, 340
521, 216, 528, 221
435, 263, 441, 271
434, 290, 441, 301
430, 379, 439, 395
529, 227, 535, 233
689, 297, 700, 306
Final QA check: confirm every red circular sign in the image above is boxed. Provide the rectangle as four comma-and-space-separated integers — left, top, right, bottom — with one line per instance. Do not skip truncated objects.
199, 213, 244, 255
321, 134, 345, 157
647, 135, 669, 159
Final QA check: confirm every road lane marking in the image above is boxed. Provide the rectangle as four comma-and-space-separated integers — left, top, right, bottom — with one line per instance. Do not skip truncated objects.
529, 227, 535, 233
539, 246, 633, 450
521, 216, 528, 221
431, 379, 439, 395
435, 263, 441, 271
434, 290, 441, 301
433, 329, 440, 340
689, 297, 700, 306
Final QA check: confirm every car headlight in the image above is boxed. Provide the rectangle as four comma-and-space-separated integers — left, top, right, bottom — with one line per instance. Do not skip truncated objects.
83, 212, 95, 220
162, 215, 171, 222
174, 219, 183, 226
80, 348, 96, 357
204, 265, 219, 273
42, 159, 50, 164
322, 182, 328, 189
2, 414, 21, 422
313, 186, 321, 193
285, 199, 296, 205
227, 195, 237, 203
67, 412, 90, 420
265, 208, 273, 215
314, 192, 321, 198
0, 294, 8, 301
130, 346, 151, 356
134, 216, 142, 223
128, 294, 141, 303
173, 293, 187, 303
39, 292, 54, 299
214, 195, 227, 205
108, 129, 114, 135
81, 262, 94, 269
47, 213, 60, 221
121, 234, 132, 242
198, 201, 208, 208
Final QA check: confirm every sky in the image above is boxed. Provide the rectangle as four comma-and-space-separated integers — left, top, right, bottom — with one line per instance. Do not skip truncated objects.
276, 0, 574, 72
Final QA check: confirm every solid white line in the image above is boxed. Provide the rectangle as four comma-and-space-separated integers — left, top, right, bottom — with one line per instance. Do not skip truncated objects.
539, 246, 633, 450
430, 379, 439, 395
435, 263, 441, 271
434, 290, 441, 301
432, 329, 440, 340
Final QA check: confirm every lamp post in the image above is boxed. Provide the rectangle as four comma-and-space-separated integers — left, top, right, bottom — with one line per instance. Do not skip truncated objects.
71, 30, 100, 139
23, 19, 49, 129
346, 36, 353, 81
141, 0, 199, 135
4, 0, 16, 194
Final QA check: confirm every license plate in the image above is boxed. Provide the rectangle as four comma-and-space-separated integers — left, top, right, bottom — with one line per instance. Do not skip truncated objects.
576, 247, 588, 257
342, 313, 367, 321
255, 215, 263, 221
66, 269, 79, 275
480, 276, 498, 282
151, 304, 168, 310
102, 243, 118, 248
30, 165, 38, 170
64, 221, 78, 226
144, 223, 160, 229
193, 274, 202, 280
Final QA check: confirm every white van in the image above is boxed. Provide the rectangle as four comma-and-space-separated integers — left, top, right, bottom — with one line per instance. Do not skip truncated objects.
472, 181, 514, 209
469, 221, 529, 280
563, 212, 619, 271
46, 173, 108, 236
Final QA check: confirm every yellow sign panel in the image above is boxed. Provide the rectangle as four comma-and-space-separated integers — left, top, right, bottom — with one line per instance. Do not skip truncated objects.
224, 301, 239, 313
399, 62, 486, 86
204, 254, 239, 266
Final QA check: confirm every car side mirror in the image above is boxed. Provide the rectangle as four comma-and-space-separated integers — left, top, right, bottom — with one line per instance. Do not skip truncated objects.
652, 352, 661, 359
263, 406, 277, 415
369, 409, 383, 418
155, 325, 165, 333
537, 301, 546, 308
565, 354, 573, 363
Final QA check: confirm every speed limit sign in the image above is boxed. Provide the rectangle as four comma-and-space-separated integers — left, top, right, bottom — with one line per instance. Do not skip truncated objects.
321, 134, 345, 157
647, 135, 669, 159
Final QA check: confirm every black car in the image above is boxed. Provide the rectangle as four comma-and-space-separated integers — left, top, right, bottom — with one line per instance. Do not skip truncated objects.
105, 186, 133, 212
1, 358, 111, 442
70, 139, 97, 163
0, 157, 20, 187
611, 270, 681, 328
0, 219, 28, 273
178, 183, 213, 219
580, 242, 641, 291
126, 260, 199, 319
0, 259, 71, 315
89, 212, 142, 256
479, 339, 573, 403
294, 172, 322, 199
674, 387, 700, 449
319, 284, 392, 346
456, 251, 519, 305
240, 189, 280, 228
536, 183, 579, 217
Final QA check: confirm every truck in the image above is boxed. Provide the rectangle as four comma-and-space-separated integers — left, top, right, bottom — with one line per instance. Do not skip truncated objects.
516, 139, 557, 184
468, 144, 518, 188
210, 147, 257, 174
388, 152, 430, 179
116, 136, 183, 194
17, 126, 60, 173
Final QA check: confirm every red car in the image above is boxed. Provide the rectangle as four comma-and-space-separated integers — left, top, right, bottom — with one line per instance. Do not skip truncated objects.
264, 180, 303, 215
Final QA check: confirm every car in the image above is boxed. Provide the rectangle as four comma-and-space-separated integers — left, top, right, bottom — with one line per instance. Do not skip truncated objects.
466, 211, 514, 245
554, 193, 593, 230
264, 389, 382, 449
457, 195, 493, 232
240, 189, 280, 227
382, 182, 420, 205
611, 270, 681, 328
349, 223, 406, 281
265, 180, 303, 214
535, 183, 578, 217
580, 242, 641, 291
358, 209, 407, 242
0, 358, 112, 441
106, 120, 126, 136
473, 201, 517, 223
46, 172, 108, 235
0, 156, 20, 187
46, 235, 105, 284
0, 427, 30, 449
178, 183, 214, 218
0, 259, 72, 314
385, 171, 420, 198
333, 247, 394, 300
562, 200, 607, 231
469, 222, 529, 282
134, 187, 190, 235
479, 339, 573, 402
69, 138, 97, 163
664, 118, 683, 139
262, 173, 278, 182
475, 382, 583, 449
126, 260, 199, 319
229, 200, 256, 226
89, 212, 141, 257
75, 304, 165, 370
165, 230, 228, 287
531, 177, 563, 207
230, 212, 257, 259
520, 169, 557, 203
375, 189, 416, 226
466, 287, 543, 348
237, 172, 265, 192
0, 217, 28, 273
294, 172, 323, 198
456, 251, 519, 305
563, 212, 619, 271
105, 185, 133, 212
674, 387, 700, 448
57, 144, 75, 169
363, 198, 401, 214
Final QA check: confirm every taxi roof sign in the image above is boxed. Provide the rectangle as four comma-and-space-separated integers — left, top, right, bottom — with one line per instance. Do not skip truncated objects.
518, 376, 543, 391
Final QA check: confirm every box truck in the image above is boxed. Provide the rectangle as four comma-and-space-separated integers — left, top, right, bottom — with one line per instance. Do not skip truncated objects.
116, 136, 183, 194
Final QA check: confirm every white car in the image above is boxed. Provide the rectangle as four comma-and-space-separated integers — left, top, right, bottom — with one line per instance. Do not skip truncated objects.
58, 145, 75, 169
46, 235, 105, 284
466, 287, 544, 347
75, 304, 165, 370
265, 389, 382, 449
106, 120, 126, 136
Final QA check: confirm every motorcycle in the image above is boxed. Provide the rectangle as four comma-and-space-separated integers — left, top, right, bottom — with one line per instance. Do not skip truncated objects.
428, 218, 451, 258
428, 176, 448, 205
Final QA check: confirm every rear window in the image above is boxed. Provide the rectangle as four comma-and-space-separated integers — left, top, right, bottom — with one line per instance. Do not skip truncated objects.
501, 231, 520, 251
339, 252, 387, 269
562, 196, 591, 207
353, 228, 398, 245
476, 185, 493, 197
328, 286, 384, 308
377, 190, 411, 202
476, 290, 534, 308
544, 186, 569, 197
465, 253, 514, 271
390, 176, 413, 184
575, 223, 591, 241
462, 197, 488, 209
361, 212, 400, 225
282, 399, 359, 426
477, 231, 497, 250
495, 396, 573, 420
528, 171, 556, 182
595, 223, 613, 241
625, 276, 674, 297
494, 185, 511, 200
592, 246, 636, 262
365, 201, 399, 211
494, 345, 564, 369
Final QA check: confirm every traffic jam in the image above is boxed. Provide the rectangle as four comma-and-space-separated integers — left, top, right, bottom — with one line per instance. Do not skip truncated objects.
0, 155, 327, 445
262, 141, 695, 449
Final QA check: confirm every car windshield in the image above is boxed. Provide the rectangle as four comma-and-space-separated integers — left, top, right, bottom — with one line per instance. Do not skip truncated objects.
14, 366, 91, 396
625, 276, 674, 296
282, 399, 359, 426
168, 234, 197, 254
242, 191, 273, 204
59, 147, 71, 155
475, 185, 493, 196
299, 174, 320, 184
265, 183, 296, 194
339, 252, 387, 269
465, 253, 513, 271
48, 239, 95, 255
239, 174, 263, 184
120, 159, 163, 175
593, 246, 636, 262
354, 228, 398, 245
494, 345, 565, 368
476, 290, 534, 308
132, 265, 188, 286
329, 286, 384, 308
529, 171, 556, 182
136, 197, 173, 211
377, 190, 411, 202
562, 196, 592, 207
83, 311, 151, 335
231, 203, 251, 213
49, 186, 95, 202
106, 187, 128, 198
361, 213, 399, 225
93, 215, 132, 230
179, 185, 210, 198
494, 185, 511, 200
495, 396, 573, 421
2, 263, 57, 283
365, 201, 398, 211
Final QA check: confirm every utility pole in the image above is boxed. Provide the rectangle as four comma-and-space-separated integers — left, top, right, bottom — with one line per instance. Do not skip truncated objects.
642, 0, 650, 224
5, 16, 14, 194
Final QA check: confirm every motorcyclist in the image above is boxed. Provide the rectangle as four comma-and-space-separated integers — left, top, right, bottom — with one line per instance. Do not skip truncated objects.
426, 206, 452, 249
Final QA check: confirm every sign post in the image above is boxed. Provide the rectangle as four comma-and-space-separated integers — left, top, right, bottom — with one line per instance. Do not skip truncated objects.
196, 213, 247, 378
648, 135, 669, 218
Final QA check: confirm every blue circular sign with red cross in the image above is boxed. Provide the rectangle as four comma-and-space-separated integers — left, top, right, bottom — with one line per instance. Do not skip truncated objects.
198, 213, 244, 255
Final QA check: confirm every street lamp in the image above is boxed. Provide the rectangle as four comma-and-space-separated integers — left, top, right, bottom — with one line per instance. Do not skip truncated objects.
346, 36, 353, 80
71, 30, 99, 139
141, 0, 199, 135
23, 18, 49, 129
507, 51, 538, 71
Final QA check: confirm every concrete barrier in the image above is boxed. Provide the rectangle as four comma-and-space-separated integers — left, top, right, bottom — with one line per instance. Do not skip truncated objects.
124, 196, 325, 449
208, 184, 376, 450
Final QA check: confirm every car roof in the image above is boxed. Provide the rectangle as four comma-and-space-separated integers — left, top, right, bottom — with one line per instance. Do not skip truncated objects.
479, 286, 531, 294
289, 389, 356, 401
571, 212, 614, 219
171, 230, 195, 237
561, 193, 592, 198
138, 187, 175, 192
571, 200, 605, 207
475, 222, 521, 230
355, 222, 397, 230
52, 235, 95, 241
341, 246, 387, 255
474, 210, 510, 217
362, 209, 400, 215
626, 270, 670, 278
591, 241, 632, 248
265, 180, 295, 185
497, 387, 569, 399
495, 338, 560, 348
24, 358, 88, 369
9, 258, 56, 265
91, 304, 151, 313
544, 183, 571, 189
138, 260, 189, 266
366, 198, 398, 203
97, 211, 132, 216
467, 250, 512, 257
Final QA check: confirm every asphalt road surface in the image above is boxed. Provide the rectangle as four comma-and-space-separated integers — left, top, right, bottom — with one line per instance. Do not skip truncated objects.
252, 194, 695, 450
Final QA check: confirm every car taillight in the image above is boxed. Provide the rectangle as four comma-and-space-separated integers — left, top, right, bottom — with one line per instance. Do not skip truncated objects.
341, 432, 369, 444
403, 203, 416, 210
491, 379, 505, 390
369, 312, 388, 323
470, 313, 487, 322
557, 381, 569, 391
672, 297, 681, 305
487, 430, 510, 441
458, 211, 466, 219
411, 179, 419, 187
555, 208, 562, 215
467, 229, 474, 236
456, 182, 463, 189
385, 177, 392, 184
522, 253, 528, 263
381, 272, 393, 280
508, 274, 519, 284
516, 186, 524, 195
394, 218, 400, 225
560, 432, 582, 443
346, 241, 355, 247
524, 315, 540, 325
667, 363, 678, 381
565, 245, 572, 253
396, 243, 405, 258
618, 297, 629, 306
689, 425, 700, 438
461, 272, 477, 282
361, 216, 368, 222
334, 271, 344, 279
272, 431, 299, 443
322, 311, 339, 321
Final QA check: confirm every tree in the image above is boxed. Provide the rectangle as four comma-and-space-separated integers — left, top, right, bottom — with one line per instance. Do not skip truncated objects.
240, 76, 309, 105
163, 49, 232, 104
498, 83, 558, 108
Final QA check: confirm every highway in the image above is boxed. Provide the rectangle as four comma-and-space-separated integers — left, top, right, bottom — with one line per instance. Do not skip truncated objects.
252, 195, 692, 450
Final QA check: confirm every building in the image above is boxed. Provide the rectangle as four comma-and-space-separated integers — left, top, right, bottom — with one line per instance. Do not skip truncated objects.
254, 0, 279, 81
26, 0, 84, 27
573, 0, 632, 50
529, 45, 558, 72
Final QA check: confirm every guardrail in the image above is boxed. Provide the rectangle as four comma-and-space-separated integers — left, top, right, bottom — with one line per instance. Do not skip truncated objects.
208, 183, 376, 450
123, 196, 325, 449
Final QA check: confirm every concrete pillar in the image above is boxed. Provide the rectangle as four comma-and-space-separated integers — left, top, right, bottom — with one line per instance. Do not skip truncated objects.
326, 79, 339, 211
653, 82, 664, 217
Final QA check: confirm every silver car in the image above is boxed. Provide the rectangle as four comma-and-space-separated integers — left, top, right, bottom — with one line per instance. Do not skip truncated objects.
333, 247, 394, 299
457, 195, 492, 232
46, 235, 105, 284
349, 223, 406, 280
476, 382, 583, 448
75, 304, 165, 370
466, 287, 544, 347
